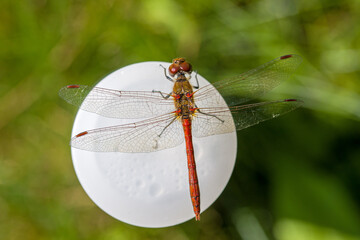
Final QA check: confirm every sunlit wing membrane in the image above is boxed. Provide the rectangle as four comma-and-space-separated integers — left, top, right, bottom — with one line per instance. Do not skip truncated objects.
192, 109, 235, 138
194, 54, 302, 107
230, 99, 303, 130
71, 113, 184, 152
59, 85, 174, 119
192, 99, 303, 138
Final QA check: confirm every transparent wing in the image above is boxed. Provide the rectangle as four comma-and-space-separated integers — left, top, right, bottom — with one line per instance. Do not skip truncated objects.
192, 108, 235, 138
59, 85, 174, 119
193, 99, 303, 138
71, 113, 184, 152
194, 54, 302, 107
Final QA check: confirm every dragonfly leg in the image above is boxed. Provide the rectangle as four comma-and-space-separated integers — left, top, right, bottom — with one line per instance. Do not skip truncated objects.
160, 64, 175, 82
192, 71, 200, 89
195, 104, 225, 123
158, 117, 177, 137
152, 90, 173, 99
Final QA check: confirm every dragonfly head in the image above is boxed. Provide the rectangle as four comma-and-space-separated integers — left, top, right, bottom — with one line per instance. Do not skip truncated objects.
169, 57, 192, 77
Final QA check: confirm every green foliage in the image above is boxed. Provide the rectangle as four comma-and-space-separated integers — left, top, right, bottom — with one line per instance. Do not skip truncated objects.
1, 0, 360, 239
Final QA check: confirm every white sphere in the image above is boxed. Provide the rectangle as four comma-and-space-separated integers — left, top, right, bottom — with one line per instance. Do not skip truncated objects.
71, 61, 237, 227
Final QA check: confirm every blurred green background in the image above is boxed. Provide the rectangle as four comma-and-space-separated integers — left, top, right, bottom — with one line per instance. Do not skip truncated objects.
1, 0, 360, 239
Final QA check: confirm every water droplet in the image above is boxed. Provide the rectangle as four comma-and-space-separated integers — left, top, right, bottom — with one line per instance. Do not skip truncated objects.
149, 183, 162, 197
135, 179, 144, 188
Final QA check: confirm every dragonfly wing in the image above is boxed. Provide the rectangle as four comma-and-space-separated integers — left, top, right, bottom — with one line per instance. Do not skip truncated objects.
192, 99, 303, 138
192, 109, 235, 138
71, 114, 184, 152
230, 99, 303, 130
59, 85, 174, 119
194, 54, 302, 106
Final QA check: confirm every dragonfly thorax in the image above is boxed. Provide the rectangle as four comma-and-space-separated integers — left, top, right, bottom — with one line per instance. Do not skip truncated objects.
172, 75, 196, 120
173, 76, 194, 96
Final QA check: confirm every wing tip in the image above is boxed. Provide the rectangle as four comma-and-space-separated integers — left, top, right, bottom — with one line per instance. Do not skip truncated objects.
66, 84, 81, 89
280, 54, 293, 60
70, 131, 89, 151
284, 98, 303, 102
283, 98, 304, 108
75, 131, 88, 138
58, 85, 81, 98
280, 54, 303, 64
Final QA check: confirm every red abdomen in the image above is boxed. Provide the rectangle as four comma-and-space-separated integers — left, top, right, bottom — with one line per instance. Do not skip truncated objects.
182, 118, 200, 221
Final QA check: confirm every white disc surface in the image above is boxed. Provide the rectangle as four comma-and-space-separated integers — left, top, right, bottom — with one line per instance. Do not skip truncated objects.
71, 61, 237, 227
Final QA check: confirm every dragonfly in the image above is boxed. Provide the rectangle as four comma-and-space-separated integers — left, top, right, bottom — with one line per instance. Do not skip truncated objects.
59, 54, 303, 221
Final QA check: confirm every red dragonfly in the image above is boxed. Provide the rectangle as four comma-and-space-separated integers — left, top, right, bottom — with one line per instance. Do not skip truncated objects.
59, 54, 302, 221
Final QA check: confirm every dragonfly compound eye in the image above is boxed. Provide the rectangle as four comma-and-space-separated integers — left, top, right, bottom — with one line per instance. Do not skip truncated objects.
169, 64, 180, 76
180, 62, 192, 73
